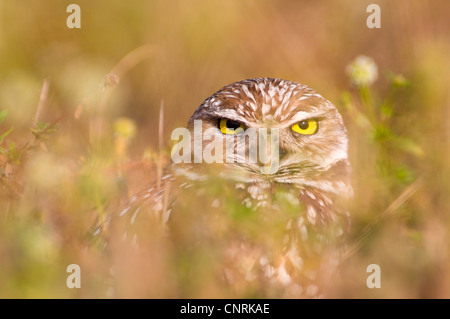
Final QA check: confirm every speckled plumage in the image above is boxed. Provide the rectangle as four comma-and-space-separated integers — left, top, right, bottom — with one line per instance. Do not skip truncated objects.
96, 78, 352, 297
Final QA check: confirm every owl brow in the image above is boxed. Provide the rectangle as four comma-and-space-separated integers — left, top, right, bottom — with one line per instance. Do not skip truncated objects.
285, 111, 327, 127
209, 110, 253, 126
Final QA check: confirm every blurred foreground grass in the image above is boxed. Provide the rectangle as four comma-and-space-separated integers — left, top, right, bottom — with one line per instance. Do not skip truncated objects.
0, 1, 449, 298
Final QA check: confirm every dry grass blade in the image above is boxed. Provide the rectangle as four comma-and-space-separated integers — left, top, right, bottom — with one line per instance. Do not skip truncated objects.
343, 177, 425, 260
157, 100, 164, 191
35, 79, 49, 125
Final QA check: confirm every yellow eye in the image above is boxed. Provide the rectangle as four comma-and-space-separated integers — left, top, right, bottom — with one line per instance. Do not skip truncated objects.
291, 119, 318, 135
219, 118, 246, 135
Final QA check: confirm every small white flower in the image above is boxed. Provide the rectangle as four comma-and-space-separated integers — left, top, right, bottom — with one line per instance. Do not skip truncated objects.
346, 55, 378, 87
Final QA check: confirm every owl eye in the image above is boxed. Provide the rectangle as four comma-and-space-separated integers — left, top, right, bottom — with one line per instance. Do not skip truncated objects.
219, 118, 246, 135
291, 119, 318, 135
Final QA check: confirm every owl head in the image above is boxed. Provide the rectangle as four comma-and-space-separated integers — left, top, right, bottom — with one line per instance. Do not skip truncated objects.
173, 78, 351, 198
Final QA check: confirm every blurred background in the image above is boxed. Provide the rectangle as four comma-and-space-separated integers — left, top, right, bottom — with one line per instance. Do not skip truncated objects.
0, 0, 449, 298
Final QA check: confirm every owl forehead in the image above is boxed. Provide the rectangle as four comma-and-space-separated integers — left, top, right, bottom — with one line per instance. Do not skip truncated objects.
201, 78, 331, 124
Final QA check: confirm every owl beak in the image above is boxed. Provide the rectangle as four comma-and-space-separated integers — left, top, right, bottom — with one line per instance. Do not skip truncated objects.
258, 130, 280, 175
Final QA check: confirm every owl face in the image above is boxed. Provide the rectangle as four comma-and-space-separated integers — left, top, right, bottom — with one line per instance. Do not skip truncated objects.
183, 78, 351, 197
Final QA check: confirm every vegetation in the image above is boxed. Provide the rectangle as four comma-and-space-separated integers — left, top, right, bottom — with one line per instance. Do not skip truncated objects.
0, 1, 448, 298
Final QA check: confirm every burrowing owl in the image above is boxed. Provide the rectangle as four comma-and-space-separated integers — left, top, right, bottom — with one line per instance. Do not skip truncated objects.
95, 78, 352, 297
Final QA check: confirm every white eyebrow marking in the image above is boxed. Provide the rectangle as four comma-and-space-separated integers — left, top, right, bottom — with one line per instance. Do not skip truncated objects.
287, 110, 325, 125
212, 109, 252, 125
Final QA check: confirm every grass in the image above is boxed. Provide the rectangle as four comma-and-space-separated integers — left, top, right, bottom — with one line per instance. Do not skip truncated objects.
0, 1, 449, 298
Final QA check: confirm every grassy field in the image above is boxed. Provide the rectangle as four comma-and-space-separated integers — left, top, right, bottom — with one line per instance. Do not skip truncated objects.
0, 0, 449, 298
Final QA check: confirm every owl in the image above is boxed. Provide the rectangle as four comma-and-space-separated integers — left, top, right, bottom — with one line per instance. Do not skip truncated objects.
94, 78, 352, 298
